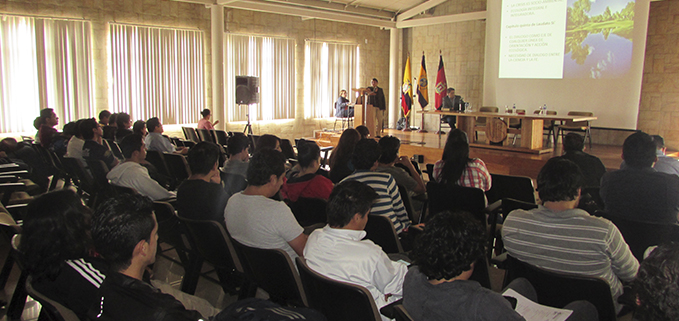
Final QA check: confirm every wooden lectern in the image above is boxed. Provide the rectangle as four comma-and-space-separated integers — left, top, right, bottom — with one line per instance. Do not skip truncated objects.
352, 88, 376, 137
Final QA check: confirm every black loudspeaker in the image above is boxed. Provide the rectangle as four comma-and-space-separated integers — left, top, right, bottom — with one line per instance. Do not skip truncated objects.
235, 76, 260, 105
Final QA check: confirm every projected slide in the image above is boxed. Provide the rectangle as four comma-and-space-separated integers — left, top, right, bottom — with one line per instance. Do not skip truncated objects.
499, 0, 636, 79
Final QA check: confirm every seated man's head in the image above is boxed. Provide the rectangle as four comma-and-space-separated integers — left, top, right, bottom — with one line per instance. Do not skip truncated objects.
120, 134, 146, 161
20, 189, 92, 280
108, 113, 118, 127
227, 134, 250, 160
257, 134, 281, 152
412, 211, 486, 281
0, 138, 18, 153
146, 117, 162, 134
622, 131, 657, 169
563, 133, 585, 152
326, 180, 378, 229
246, 149, 286, 196
537, 158, 584, 203
352, 139, 382, 171
378, 136, 401, 165
99, 110, 111, 125
188, 142, 220, 177
355, 125, 370, 139
79, 118, 102, 141
297, 140, 321, 171
133, 120, 147, 137
652, 135, 666, 155
634, 242, 679, 321
116, 112, 131, 129
91, 194, 157, 274
447, 88, 456, 99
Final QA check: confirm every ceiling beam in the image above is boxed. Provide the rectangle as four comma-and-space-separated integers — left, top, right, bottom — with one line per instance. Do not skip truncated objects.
170, 0, 216, 5
396, 0, 447, 22
396, 10, 486, 28
251, 0, 395, 19
220, 0, 397, 28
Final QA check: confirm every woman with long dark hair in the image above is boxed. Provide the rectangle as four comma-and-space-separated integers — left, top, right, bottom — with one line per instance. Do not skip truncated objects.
328, 128, 361, 183
433, 129, 491, 191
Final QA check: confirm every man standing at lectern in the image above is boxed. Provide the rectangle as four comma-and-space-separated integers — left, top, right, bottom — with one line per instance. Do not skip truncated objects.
368, 78, 386, 136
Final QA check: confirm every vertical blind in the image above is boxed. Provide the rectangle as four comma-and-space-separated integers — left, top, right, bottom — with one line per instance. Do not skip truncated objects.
0, 16, 93, 134
304, 40, 359, 119
225, 34, 296, 121
109, 23, 204, 125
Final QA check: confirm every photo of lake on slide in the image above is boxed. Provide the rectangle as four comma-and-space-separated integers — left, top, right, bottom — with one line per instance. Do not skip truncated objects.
563, 0, 635, 79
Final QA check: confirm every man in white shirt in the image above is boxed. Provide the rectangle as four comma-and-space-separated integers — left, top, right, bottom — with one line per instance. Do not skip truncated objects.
107, 134, 176, 201
225, 149, 306, 260
304, 180, 408, 319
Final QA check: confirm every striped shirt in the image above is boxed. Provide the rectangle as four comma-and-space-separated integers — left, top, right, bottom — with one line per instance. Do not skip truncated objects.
66, 258, 106, 288
433, 158, 492, 191
502, 206, 639, 303
341, 170, 411, 233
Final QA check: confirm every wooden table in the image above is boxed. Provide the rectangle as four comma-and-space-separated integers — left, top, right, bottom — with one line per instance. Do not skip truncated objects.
418, 110, 597, 154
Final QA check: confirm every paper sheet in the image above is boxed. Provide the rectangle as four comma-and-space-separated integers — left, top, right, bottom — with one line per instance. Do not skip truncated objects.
502, 288, 573, 321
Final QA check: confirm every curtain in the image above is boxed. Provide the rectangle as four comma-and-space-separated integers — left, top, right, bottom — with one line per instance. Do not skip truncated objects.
225, 34, 295, 121
109, 23, 204, 125
304, 40, 359, 119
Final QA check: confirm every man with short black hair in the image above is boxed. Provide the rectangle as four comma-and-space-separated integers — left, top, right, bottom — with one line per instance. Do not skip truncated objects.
440, 88, 463, 128
341, 139, 411, 234
304, 180, 407, 317
222, 133, 250, 177
225, 149, 307, 260
651, 135, 679, 176
145, 117, 188, 154
367, 78, 386, 135
376, 136, 425, 195
503, 158, 638, 309
634, 243, 679, 321
80, 118, 119, 169
557, 132, 606, 187
98, 110, 111, 127
600, 131, 679, 223
176, 142, 228, 222
107, 134, 176, 200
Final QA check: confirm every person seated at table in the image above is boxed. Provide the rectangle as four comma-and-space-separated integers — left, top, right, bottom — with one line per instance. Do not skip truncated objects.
329, 128, 361, 183
281, 140, 333, 202
432, 129, 491, 191
334, 89, 353, 118
441, 88, 464, 128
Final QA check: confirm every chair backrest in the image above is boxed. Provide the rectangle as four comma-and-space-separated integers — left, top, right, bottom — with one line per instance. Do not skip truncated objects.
25, 276, 80, 321
565, 111, 594, 127
214, 130, 229, 146
425, 163, 435, 181
103, 139, 124, 160
153, 202, 191, 253
295, 257, 381, 321
163, 153, 191, 183
182, 127, 200, 142
364, 214, 403, 254
599, 212, 679, 262
426, 181, 486, 223
476, 107, 499, 125
396, 184, 416, 223
287, 197, 327, 227
503, 255, 617, 321
221, 172, 248, 201
393, 305, 414, 321
61, 157, 97, 195
195, 128, 215, 143
175, 217, 243, 273
233, 241, 307, 306
486, 174, 536, 205
280, 139, 296, 160
145, 150, 171, 177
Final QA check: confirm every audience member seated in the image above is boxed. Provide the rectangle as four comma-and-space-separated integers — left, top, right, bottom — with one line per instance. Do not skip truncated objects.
281, 140, 333, 202
558, 132, 606, 187
66, 119, 86, 160
376, 136, 425, 196
114, 112, 133, 143
145, 117, 188, 155
133, 120, 148, 138
80, 118, 119, 169
328, 128, 360, 183
503, 158, 638, 309
36, 108, 59, 148
355, 125, 370, 139
341, 139, 411, 234
197, 108, 219, 130
102, 113, 117, 141
107, 134, 176, 200
257, 134, 282, 152
90, 194, 220, 320
651, 135, 679, 176
225, 149, 307, 260
53, 121, 76, 157
433, 129, 491, 192
176, 142, 228, 222
222, 133, 250, 176
405, 210, 597, 321
334, 89, 353, 118
305, 180, 406, 319
633, 242, 679, 321
98, 110, 111, 126
600, 131, 679, 223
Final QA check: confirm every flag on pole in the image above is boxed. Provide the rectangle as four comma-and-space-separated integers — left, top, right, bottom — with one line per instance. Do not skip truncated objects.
417, 54, 429, 109
401, 55, 413, 117
434, 55, 447, 110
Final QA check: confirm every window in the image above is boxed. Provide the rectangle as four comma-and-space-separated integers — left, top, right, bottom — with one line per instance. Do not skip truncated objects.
109, 23, 204, 125
0, 15, 93, 134
304, 40, 359, 119
225, 34, 296, 121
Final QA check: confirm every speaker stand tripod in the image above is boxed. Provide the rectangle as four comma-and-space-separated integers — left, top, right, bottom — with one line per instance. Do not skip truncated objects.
241, 104, 253, 135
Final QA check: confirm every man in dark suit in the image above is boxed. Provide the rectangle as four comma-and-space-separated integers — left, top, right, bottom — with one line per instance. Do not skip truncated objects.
441, 88, 463, 128
368, 78, 386, 135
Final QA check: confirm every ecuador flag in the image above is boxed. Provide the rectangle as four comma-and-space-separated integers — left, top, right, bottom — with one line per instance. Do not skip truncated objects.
417, 54, 429, 109
401, 56, 413, 117
435, 55, 447, 110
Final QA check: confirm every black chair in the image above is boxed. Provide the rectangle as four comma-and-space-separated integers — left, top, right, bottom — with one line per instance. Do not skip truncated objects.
488, 198, 538, 260
61, 157, 99, 207
221, 172, 248, 200
485, 173, 535, 205
280, 139, 296, 160
364, 215, 403, 254
26, 275, 80, 321
296, 257, 382, 321
163, 153, 191, 183
397, 184, 416, 224
196, 128, 216, 143
598, 211, 679, 262
104, 139, 124, 160
393, 305, 414, 321
426, 182, 487, 224
287, 197, 327, 227
214, 130, 229, 147
145, 150, 172, 178
503, 254, 617, 321
182, 127, 200, 143
233, 241, 307, 307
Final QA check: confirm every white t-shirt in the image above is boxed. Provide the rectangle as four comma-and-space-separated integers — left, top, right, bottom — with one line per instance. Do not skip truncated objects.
224, 192, 304, 260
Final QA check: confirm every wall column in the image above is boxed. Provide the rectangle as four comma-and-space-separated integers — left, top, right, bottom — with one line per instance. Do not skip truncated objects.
211, 4, 225, 128
388, 27, 400, 129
